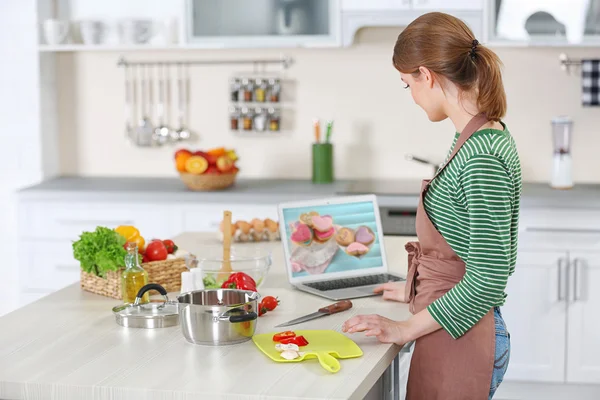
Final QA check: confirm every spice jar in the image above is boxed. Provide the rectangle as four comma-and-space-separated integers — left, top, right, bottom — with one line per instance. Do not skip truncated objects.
268, 78, 281, 103
229, 106, 240, 130
254, 78, 267, 103
241, 78, 254, 102
254, 107, 267, 131
241, 106, 254, 131
268, 108, 280, 132
230, 78, 241, 102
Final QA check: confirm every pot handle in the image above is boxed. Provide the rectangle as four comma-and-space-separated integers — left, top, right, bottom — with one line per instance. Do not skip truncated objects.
228, 311, 258, 323
133, 283, 168, 305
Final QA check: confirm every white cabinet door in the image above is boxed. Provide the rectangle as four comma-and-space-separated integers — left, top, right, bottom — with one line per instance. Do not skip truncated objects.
341, 0, 411, 11
567, 252, 600, 383
411, 0, 483, 10
502, 250, 567, 382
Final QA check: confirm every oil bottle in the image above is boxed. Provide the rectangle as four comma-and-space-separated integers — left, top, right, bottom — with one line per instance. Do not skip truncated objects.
121, 242, 149, 304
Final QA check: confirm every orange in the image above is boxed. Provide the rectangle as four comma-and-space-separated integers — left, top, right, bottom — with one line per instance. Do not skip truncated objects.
175, 153, 192, 172
185, 156, 209, 174
207, 147, 226, 157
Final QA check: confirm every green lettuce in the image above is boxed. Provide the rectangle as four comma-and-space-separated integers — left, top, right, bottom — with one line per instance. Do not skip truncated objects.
73, 226, 127, 277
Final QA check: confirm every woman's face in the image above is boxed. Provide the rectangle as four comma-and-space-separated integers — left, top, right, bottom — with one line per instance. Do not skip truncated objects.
400, 70, 447, 122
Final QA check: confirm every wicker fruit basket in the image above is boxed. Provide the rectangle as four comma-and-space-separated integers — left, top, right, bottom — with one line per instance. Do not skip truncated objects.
179, 171, 238, 191
80, 258, 187, 300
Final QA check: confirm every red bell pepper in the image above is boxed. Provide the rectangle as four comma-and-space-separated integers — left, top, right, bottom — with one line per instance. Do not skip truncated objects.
221, 272, 257, 292
280, 335, 309, 347
273, 331, 296, 342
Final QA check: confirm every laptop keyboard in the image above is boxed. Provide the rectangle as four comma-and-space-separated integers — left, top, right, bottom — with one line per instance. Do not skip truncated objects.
303, 274, 403, 292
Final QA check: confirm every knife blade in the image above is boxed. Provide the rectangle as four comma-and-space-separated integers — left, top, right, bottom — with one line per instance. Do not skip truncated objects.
274, 300, 353, 328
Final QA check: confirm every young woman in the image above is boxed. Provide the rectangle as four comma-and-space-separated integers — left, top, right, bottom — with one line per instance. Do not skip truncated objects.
342, 12, 522, 400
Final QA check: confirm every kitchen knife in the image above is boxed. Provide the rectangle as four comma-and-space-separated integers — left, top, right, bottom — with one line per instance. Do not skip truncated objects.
274, 300, 353, 328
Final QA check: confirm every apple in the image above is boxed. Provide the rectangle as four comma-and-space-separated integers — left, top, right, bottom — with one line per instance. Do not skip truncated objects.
174, 149, 191, 160
216, 155, 234, 172
205, 165, 221, 174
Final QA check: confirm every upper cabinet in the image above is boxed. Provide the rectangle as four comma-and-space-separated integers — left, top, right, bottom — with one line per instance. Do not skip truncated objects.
186, 0, 341, 48
488, 0, 600, 46
340, 0, 484, 46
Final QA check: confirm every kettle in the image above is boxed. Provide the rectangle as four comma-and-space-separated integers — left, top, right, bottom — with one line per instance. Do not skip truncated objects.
275, 0, 309, 35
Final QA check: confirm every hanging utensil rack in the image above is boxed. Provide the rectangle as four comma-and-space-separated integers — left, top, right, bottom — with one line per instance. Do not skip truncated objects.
559, 53, 583, 74
116, 55, 294, 69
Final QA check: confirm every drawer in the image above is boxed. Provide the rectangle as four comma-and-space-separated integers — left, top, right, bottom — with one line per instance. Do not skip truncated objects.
19, 201, 179, 240
181, 204, 279, 232
19, 239, 81, 291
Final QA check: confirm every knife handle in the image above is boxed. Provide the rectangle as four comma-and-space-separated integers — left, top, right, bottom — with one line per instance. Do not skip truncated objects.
318, 300, 353, 314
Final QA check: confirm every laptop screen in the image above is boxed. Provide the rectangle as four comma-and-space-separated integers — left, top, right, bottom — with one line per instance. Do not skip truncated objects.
279, 196, 385, 280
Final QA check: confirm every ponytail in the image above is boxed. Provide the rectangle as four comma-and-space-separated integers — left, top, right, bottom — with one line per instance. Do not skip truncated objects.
392, 12, 507, 121
473, 46, 506, 121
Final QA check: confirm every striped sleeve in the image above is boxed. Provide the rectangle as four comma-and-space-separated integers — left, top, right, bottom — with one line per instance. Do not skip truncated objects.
427, 154, 513, 339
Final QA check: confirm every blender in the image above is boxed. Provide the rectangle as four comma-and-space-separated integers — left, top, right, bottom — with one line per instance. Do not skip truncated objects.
551, 116, 574, 189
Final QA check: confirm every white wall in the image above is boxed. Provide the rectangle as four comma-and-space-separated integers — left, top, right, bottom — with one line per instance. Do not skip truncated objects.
55, 28, 600, 183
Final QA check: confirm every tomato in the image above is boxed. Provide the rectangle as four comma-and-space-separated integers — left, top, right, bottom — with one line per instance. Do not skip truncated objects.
162, 239, 178, 254
280, 335, 309, 347
261, 296, 279, 312
259, 306, 266, 317
174, 149, 192, 160
142, 254, 151, 263
273, 331, 296, 342
145, 240, 168, 261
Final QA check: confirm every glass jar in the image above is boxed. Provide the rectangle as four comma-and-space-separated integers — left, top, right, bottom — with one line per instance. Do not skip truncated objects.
229, 106, 240, 130
267, 78, 281, 103
230, 77, 241, 102
241, 106, 254, 131
254, 107, 267, 132
241, 78, 254, 102
254, 78, 267, 103
121, 243, 149, 304
268, 108, 280, 132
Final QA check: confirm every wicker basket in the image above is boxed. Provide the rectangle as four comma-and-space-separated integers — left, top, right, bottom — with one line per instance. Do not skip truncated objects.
80, 258, 187, 300
179, 171, 238, 191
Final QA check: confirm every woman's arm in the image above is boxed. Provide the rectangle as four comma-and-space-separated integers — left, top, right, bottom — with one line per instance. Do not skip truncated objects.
427, 153, 513, 339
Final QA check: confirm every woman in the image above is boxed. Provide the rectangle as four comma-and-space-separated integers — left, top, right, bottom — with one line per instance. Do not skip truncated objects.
342, 12, 521, 400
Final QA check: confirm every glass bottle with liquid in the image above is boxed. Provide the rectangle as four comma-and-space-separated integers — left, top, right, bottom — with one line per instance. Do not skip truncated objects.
121, 242, 149, 304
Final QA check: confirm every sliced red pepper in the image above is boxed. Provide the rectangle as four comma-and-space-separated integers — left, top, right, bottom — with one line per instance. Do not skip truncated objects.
280, 335, 309, 347
273, 331, 296, 342
221, 272, 257, 292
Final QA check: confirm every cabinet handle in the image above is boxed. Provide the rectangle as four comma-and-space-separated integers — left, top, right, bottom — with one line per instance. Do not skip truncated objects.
573, 258, 582, 302
557, 257, 566, 302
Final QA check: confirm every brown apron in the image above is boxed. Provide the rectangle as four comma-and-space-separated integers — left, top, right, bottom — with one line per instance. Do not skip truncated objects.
405, 113, 495, 400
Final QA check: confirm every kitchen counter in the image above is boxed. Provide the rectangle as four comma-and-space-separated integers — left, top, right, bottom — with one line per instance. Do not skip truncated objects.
17, 175, 600, 209
0, 233, 414, 400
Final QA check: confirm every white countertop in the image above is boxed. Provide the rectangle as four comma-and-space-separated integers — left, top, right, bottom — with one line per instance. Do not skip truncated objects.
0, 233, 414, 400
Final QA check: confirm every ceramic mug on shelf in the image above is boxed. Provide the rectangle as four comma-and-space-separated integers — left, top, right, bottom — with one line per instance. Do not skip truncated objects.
79, 20, 108, 45
42, 19, 70, 45
118, 19, 156, 44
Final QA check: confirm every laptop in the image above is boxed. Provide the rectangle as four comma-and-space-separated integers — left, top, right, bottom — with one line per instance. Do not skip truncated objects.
277, 194, 405, 300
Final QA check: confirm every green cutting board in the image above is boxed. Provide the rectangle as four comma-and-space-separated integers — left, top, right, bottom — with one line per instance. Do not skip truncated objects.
252, 329, 363, 373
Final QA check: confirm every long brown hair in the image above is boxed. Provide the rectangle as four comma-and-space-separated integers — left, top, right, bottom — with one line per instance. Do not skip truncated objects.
393, 12, 506, 121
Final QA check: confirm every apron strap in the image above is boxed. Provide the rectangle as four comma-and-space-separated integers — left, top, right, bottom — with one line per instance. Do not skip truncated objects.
430, 112, 490, 181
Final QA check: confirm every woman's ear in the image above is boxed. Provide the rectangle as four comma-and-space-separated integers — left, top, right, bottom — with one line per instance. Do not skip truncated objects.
418, 66, 435, 89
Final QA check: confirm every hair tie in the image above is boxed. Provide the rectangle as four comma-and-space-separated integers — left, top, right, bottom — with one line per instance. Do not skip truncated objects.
470, 39, 479, 59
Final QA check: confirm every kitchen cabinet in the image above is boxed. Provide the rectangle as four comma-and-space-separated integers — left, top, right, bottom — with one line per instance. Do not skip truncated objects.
411, 0, 483, 10
340, 0, 484, 46
15, 198, 280, 307
502, 250, 568, 382
489, 0, 600, 46
567, 251, 600, 383
186, 0, 341, 48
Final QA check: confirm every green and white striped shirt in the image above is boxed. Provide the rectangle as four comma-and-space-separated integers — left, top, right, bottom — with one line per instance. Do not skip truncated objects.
425, 125, 522, 339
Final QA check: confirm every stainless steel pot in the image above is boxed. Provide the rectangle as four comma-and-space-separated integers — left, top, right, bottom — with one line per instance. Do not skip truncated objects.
176, 289, 260, 346
112, 283, 179, 329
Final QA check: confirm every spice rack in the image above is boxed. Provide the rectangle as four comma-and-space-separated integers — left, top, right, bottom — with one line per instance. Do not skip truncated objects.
229, 76, 282, 134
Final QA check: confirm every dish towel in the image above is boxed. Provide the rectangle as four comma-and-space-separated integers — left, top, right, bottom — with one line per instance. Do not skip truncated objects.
582, 59, 600, 106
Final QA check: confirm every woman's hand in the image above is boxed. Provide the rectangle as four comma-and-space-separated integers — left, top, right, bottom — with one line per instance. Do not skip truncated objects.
342, 314, 411, 346
374, 281, 408, 302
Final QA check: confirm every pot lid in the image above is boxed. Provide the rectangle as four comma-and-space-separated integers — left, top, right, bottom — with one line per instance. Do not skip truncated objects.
112, 283, 179, 328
